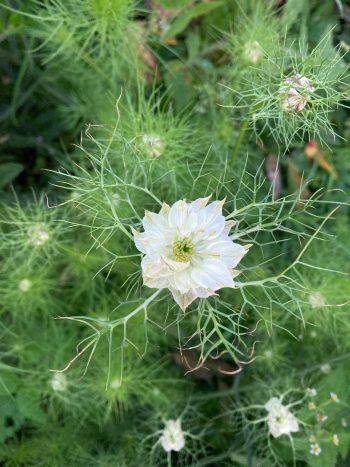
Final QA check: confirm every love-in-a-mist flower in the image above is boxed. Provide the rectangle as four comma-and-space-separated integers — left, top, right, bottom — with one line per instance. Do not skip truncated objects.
310, 443, 321, 456
133, 197, 249, 310
317, 413, 328, 423
332, 434, 339, 446
264, 397, 299, 438
160, 418, 185, 453
330, 392, 339, 403
307, 388, 317, 397
280, 74, 315, 113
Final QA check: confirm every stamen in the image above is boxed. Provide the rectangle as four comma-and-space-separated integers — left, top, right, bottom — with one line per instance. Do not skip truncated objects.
173, 237, 194, 262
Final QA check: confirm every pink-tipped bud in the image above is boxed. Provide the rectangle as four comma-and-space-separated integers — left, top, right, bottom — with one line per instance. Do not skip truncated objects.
280, 74, 315, 113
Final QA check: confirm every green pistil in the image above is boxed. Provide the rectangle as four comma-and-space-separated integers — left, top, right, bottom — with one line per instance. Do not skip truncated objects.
173, 237, 194, 262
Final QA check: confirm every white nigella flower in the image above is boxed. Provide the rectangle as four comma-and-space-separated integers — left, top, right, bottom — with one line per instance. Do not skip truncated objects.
264, 397, 299, 438
307, 388, 317, 397
330, 392, 339, 403
141, 133, 164, 159
28, 223, 50, 246
160, 418, 185, 453
280, 74, 315, 113
316, 413, 328, 423
332, 434, 339, 446
310, 443, 321, 456
51, 373, 68, 392
18, 278, 32, 293
132, 197, 249, 311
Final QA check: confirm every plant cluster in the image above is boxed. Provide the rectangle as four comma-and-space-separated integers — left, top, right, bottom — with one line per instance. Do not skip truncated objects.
0, 0, 350, 466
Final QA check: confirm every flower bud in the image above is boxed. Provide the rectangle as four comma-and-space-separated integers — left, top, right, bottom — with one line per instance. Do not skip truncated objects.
51, 373, 68, 392
28, 223, 50, 246
280, 74, 315, 113
160, 418, 185, 452
19, 278, 32, 292
141, 134, 164, 158
244, 40, 263, 64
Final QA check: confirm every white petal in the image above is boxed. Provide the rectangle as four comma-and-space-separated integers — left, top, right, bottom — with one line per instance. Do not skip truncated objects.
265, 397, 281, 412
170, 287, 215, 311
188, 195, 212, 211
160, 256, 190, 273
191, 258, 234, 290
168, 200, 189, 230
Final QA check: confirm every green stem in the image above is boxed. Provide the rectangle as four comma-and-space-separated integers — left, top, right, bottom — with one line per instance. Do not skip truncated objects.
232, 117, 249, 163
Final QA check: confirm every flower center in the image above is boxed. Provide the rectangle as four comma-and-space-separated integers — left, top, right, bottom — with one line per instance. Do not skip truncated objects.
173, 237, 194, 262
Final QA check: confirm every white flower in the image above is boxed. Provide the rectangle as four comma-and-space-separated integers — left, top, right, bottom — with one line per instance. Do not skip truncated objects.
160, 418, 185, 453
265, 397, 299, 438
316, 413, 328, 423
307, 388, 317, 397
310, 443, 321, 456
308, 402, 316, 411
330, 392, 339, 403
141, 134, 164, 159
280, 74, 315, 113
332, 434, 339, 446
51, 373, 67, 392
28, 223, 50, 246
18, 278, 32, 293
133, 197, 249, 311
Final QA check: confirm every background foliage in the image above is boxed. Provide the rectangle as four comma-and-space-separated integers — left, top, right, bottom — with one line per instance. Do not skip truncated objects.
0, 0, 350, 466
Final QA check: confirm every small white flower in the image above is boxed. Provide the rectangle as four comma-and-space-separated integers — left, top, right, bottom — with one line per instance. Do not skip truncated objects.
307, 388, 317, 397
317, 413, 328, 423
265, 397, 299, 438
28, 223, 50, 246
310, 443, 321, 456
18, 278, 32, 293
341, 418, 347, 427
141, 134, 164, 159
264, 350, 273, 359
320, 363, 331, 374
51, 373, 67, 392
308, 402, 316, 411
330, 392, 339, 403
280, 74, 315, 113
133, 197, 249, 310
309, 292, 326, 309
160, 418, 185, 453
332, 434, 339, 446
